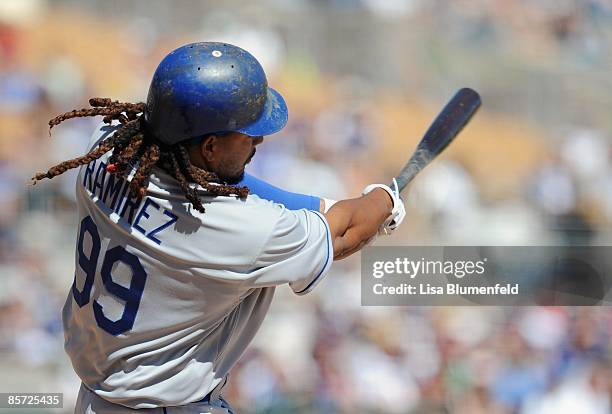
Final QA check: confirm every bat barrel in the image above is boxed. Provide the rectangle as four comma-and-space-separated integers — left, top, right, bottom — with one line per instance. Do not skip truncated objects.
391, 88, 481, 193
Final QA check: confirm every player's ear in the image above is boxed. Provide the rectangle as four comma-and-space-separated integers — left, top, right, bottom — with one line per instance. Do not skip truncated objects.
199, 134, 218, 162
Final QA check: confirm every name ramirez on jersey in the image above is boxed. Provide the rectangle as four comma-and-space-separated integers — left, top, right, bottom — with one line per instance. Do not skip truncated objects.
81, 156, 178, 245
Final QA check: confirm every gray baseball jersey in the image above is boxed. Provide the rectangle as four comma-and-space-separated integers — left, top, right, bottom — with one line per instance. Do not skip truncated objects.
63, 123, 333, 409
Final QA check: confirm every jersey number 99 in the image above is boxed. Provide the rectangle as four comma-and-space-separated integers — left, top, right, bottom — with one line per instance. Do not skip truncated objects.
72, 216, 147, 336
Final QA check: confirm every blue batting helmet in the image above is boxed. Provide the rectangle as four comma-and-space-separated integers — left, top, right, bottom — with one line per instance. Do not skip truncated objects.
144, 42, 288, 146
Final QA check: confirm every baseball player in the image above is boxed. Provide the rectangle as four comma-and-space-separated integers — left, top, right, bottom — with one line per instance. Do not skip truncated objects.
32, 42, 405, 413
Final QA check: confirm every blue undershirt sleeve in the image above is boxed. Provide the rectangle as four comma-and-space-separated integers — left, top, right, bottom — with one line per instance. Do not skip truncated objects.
239, 173, 321, 212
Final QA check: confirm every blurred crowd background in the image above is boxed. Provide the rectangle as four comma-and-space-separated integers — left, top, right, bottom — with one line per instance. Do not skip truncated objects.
0, 0, 611, 413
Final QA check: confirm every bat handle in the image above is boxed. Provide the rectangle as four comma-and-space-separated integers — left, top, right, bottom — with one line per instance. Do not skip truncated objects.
392, 161, 421, 193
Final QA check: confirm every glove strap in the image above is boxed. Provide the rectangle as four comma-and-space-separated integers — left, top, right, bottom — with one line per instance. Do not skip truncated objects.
362, 178, 400, 210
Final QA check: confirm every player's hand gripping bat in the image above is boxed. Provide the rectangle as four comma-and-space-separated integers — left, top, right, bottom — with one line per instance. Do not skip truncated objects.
392, 88, 482, 192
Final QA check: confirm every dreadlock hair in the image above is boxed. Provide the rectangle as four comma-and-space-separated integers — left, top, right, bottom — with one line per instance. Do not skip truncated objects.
32, 98, 250, 213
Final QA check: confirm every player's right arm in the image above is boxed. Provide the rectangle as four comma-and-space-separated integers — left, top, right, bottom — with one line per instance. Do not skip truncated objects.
324, 188, 394, 260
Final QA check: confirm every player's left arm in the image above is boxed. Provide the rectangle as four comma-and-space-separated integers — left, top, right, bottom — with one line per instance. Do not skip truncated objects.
240, 173, 327, 212
325, 181, 405, 260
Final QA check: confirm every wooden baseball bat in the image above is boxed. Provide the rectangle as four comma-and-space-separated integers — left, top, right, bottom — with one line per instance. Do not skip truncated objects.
393, 88, 481, 192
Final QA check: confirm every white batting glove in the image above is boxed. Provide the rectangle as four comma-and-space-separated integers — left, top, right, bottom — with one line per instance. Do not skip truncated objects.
362, 178, 406, 236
